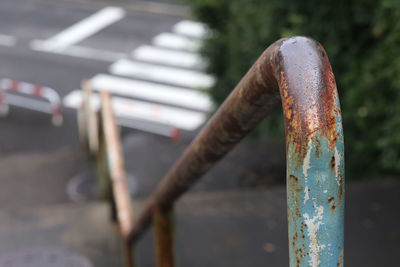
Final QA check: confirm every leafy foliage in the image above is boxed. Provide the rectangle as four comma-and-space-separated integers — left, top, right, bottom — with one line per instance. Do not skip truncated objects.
188, 0, 400, 177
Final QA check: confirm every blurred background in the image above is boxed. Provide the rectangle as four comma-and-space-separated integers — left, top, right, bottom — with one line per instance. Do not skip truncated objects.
0, 0, 398, 266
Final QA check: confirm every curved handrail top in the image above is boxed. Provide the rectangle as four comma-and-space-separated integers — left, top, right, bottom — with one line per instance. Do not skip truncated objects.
128, 36, 344, 260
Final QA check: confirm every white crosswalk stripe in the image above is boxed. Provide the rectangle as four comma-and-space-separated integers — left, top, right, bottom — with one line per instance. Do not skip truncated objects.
172, 20, 208, 39
152, 32, 201, 52
63, 19, 214, 136
132, 45, 205, 69
31, 7, 125, 52
63, 90, 206, 131
110, 59, 215, 89
90, 74, 213, 112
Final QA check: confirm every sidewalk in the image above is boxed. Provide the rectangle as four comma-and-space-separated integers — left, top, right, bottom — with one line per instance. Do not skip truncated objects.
134, 179, 399, 267
0, 129, 398, 266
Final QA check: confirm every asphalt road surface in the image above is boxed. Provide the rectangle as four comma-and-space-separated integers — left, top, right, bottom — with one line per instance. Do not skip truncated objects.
0, 0, 270, 205
0, 0, 206, 153
0, 0, 225, 204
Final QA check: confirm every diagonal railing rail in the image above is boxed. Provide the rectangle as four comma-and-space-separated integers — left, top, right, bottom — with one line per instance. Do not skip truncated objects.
81, 36, 345, 267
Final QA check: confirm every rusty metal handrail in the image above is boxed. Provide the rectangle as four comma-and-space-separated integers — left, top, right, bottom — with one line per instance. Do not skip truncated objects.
77, 81, 99, 155
125, 36, 345, 267
79, 36, 344, 266
98, 91, 135, 267
79, 87, 135, 267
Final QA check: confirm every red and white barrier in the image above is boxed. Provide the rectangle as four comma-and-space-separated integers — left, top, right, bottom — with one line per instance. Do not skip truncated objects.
0, 78, 63, 126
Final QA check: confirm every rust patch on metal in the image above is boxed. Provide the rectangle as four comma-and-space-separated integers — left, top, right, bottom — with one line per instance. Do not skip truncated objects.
153, 206, 175, 267
338, 175, 344, 200
328, 197, 335, 203
337, 251, 343, 267
289, 174, 299, 183
330, 156, 335, 170
292, 221, 307, 267
314, 138, 322, 158
277, 38, 339, 164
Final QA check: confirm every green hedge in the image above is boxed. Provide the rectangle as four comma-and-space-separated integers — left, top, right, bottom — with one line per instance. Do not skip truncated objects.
188, 0, 400, 178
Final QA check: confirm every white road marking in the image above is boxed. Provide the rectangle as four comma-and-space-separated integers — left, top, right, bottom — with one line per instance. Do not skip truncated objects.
172, 20, 208, 39
0, 34, 16, 46
31, 41, 126, 62
63, 90, 206, 131
124, 0, 190, 17
110, 59, 215, 89
152, 32, 201, 52
33, 6, 125, 51
132, 45, 205, 69
90, 74, 213, 112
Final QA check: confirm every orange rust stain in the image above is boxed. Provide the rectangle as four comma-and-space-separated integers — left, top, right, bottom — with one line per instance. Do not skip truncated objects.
293, 231, 302, 267
292, 232, 298, 246
279, 43, 340, 166
314, 138, 322, 157
337, 250, 343, 267
319, 51, 339, 149
338, 175, 343, 200
296, 199, 301, 217
280, 72, 294, 121
289, 174, 298, 183
330, 156, 335, 170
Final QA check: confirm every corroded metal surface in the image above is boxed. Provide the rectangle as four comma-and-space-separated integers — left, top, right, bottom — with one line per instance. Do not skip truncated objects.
127, 36, 344, 266
100, 91, 134, 238
123, 240, 135, 267
278, 39, 345, 267
153, 206, 175, 267
82, 80, 99, 155
100, 91, 135, 267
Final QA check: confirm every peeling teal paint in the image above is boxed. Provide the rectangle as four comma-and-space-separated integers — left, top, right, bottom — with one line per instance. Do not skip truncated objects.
287, 95, 344, 267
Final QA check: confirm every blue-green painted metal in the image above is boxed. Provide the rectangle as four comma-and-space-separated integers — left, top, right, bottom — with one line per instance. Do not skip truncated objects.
126, 36, 344, 267
287, 130, 344, 267
278, 39, 345, 267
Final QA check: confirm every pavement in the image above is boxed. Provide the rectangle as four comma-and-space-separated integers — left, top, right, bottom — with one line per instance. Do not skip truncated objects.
0, 0, 211, 151
0, 179, 398, 267
0, 0, 270, 203
0, 203, 123, 267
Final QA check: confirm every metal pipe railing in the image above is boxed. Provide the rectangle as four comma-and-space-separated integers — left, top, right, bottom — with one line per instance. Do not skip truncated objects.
80, 87, 135, 267
79, 36, 345, 266
0, 78, 63, 126
98, 91, 135, 267
77, 80, 99, 155
125, 36, 345, 267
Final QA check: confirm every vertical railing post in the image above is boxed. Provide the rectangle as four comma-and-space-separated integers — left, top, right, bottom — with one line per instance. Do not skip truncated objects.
97, 120, 112, 202
123, 240, 135, 267
82, 80, 99, 156
153, 206, 175, 267
276, 39, 345, 267
99, 91, 135, 267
